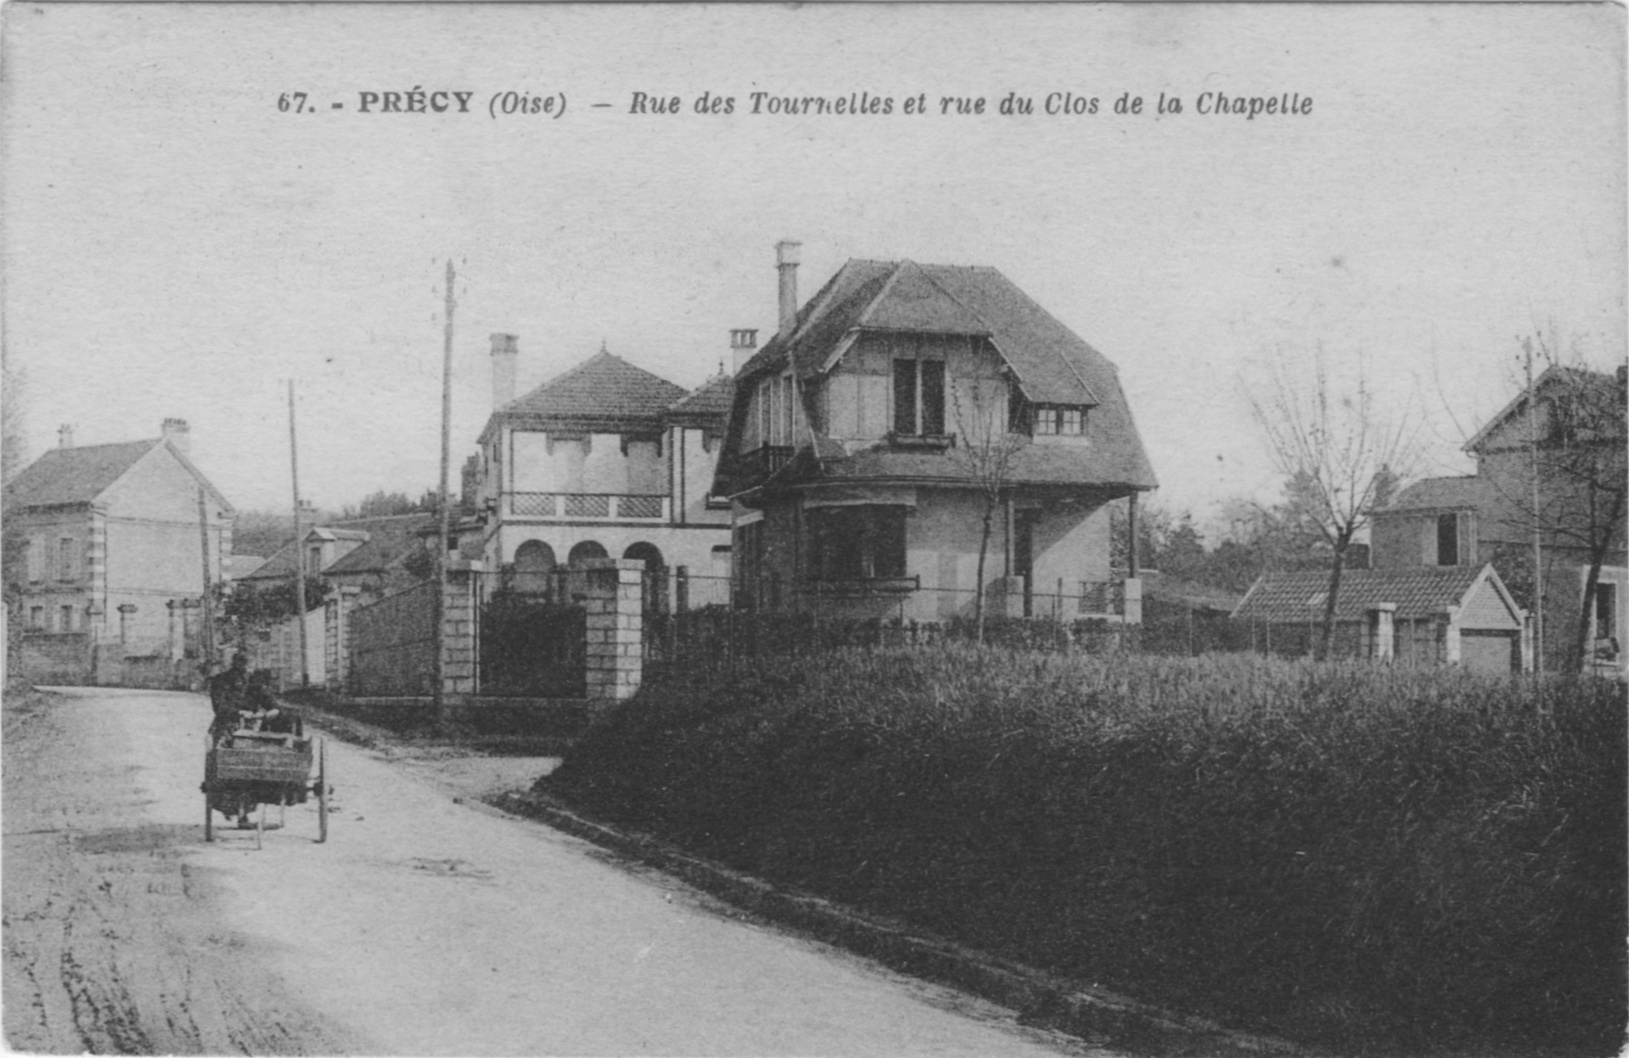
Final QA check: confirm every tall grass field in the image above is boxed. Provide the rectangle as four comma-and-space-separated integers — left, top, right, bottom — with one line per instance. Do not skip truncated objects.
543, 648, 1626, 1054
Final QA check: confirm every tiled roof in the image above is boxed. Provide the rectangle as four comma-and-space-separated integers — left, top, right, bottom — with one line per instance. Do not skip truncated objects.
805, 436, 1155, 490
740, 260, 1109, 407
323, 514, 435, 575
1465, 365, 1625, 453
241, 514, 432, 582
720, 258, 1157, 496
1383, 476, 1493, 512
668, 372, 735, 419
497, 350, 689, 425
1232, 565, 1489, 622
4, 440, 160, 508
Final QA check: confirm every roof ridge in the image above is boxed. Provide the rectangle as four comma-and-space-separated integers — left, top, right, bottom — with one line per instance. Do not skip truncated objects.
847, 259, 910, 333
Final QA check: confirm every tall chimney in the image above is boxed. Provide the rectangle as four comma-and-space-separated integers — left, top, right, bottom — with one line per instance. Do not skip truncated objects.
490, 333, 518, 410
161, 418, 190, 455
730, 329, 759, 374
776, 240, 801, 341
58, 424, 74, 449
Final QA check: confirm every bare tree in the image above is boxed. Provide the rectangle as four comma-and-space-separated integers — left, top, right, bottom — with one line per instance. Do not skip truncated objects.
1490, 331, 1627, 672
949, 362, 1025, 642
2, 357, 25, 488
1245, 348, 1421, 659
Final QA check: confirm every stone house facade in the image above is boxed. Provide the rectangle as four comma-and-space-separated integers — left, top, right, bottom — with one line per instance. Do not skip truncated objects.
3, 420, 233, 683
712, 243, 1157, 622
470, 336, 734, 602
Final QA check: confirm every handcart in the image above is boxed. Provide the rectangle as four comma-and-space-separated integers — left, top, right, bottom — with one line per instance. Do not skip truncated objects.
203, 717, 329, 847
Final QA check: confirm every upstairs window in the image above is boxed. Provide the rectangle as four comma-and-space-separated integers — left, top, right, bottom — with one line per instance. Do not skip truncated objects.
1032, 404, 1088, 436
893, 359, 946, 437
757, 375, 796, 447
58, 537, 76, 582
1435, 513, 1459, 567
59, 605, 74, 633
28, 606, 43, 631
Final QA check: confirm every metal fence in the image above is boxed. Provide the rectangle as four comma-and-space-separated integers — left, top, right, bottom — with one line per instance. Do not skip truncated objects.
348, 580, 437, 696
635, 569, 1448, 685
474, 571, 586, 697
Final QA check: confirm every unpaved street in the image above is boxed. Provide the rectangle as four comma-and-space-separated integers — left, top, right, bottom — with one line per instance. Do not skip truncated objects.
5, 687, 1103, 1056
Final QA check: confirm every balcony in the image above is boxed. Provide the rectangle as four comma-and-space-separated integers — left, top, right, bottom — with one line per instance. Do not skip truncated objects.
745, 445, 795, 479
505, 492, 670, 523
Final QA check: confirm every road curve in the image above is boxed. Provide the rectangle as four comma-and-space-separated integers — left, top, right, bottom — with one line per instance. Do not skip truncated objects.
6, 687, 1105, 1056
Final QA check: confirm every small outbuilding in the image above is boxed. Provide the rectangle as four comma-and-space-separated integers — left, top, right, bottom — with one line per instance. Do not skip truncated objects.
1231, 563, 1529, 674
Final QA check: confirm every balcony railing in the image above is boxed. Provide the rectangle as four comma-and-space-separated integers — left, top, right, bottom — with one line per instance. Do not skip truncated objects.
745, 445, 795, 479
505, 492, 670, 522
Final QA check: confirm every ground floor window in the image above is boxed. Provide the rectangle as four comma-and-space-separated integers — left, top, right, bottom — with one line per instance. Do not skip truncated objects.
808, 505, 907, 581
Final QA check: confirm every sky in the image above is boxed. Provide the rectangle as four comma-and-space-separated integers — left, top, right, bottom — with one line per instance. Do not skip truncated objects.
3, 3, 1624, 536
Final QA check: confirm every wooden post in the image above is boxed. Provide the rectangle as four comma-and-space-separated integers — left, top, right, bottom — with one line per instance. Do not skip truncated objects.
196, 489, 216, 669
434, 259, 456, 722
288, 380, 309, 687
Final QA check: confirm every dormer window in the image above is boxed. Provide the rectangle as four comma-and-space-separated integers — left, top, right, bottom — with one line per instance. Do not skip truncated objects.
893, 358, 946, 436
1033, 404, 1088, 436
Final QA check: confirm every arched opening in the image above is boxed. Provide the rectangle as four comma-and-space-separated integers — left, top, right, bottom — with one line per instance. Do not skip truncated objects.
567, 540, 608, 569
622, 542, 664, 570
512, 540, 556, 596
624, 542, 667, 614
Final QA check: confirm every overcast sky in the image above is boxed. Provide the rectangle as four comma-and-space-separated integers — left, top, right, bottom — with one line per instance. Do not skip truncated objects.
4, 3, 1623, 534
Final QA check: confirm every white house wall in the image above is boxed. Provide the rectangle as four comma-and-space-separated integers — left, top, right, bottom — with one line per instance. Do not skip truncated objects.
94, 447, 230, 649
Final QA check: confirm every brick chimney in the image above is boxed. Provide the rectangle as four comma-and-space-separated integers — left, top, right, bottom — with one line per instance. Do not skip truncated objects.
776, 240, 801, 341
58, 424, 74, 449
730, 329, 759, 374
491, 333, 518, 410
161, 418, 190, 455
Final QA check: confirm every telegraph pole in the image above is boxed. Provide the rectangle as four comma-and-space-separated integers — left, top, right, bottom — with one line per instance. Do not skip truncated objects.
1524, 342, 1544, 675
196, 489, 216, 670
289, 379, 311, 687
434, 260, 455, 721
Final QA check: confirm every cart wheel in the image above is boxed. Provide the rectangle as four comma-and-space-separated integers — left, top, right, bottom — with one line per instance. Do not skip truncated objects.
316, 739, 328, 844
256, 803, 264, 850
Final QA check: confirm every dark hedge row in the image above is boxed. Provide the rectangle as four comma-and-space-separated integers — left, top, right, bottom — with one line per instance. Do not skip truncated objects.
544, 649, 1626, 1054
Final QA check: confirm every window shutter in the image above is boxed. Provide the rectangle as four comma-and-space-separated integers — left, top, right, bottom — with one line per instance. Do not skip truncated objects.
893, 360, 917, 435
920, 361, 945, 435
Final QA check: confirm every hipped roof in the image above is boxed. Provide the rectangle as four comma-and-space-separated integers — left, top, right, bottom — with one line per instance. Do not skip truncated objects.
721, 258, 1157, 494
737, 259, 1104, 406
478, 350, 729, 442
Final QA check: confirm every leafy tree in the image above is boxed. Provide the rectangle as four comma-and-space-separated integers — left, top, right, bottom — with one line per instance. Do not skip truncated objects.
1245, 349, 1420, 659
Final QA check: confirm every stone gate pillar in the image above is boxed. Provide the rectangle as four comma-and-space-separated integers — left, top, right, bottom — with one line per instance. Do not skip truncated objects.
1368, 603, 1396, 661
326, 585, 361, 693
441, 560, 483, 698
584, 558, 644, 700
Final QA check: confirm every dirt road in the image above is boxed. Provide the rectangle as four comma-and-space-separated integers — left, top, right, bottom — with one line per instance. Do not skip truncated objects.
4, 687, 1104, 1056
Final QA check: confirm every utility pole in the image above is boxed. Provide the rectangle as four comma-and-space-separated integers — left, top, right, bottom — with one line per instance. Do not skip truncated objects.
1525, 341, 1545, 675
434, 259, 455, 722
196, 488, 216, 670
289, 379, 311, 688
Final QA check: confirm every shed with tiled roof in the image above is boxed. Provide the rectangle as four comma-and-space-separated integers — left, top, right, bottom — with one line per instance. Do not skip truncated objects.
1232, 564, 1526, 674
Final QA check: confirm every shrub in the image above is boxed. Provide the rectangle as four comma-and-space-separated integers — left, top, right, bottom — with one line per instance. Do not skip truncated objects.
546, 649, 1626, 1053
